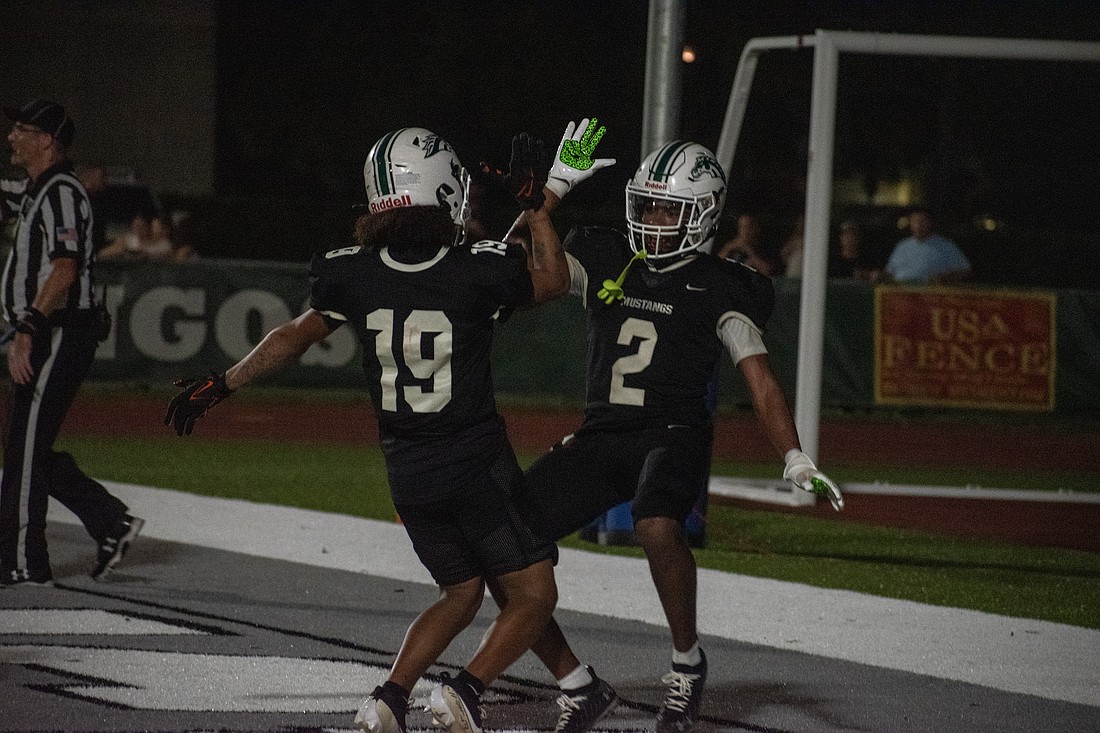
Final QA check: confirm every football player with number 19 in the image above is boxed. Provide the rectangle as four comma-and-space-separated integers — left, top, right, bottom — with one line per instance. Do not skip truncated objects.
508, 130, 845, 733
166, 128, 567, 733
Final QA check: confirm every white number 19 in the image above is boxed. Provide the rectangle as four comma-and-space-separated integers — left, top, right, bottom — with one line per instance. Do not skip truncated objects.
366, 308, 452, 413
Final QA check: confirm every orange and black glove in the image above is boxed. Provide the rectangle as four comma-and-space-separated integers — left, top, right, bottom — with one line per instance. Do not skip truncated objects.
164, 372, 233, 436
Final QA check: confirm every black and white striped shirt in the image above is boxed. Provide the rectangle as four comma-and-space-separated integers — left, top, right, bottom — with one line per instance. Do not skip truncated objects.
1, 160, 95, 325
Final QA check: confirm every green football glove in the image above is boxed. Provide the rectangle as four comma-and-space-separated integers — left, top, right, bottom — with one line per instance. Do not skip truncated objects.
165, 372, 233, 436
545, 117, 616, 199
783, 449, 844, 511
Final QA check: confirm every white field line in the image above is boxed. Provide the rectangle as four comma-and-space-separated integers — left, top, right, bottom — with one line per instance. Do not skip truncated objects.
709, 476, 1100, 505
45, 481, 1100, 709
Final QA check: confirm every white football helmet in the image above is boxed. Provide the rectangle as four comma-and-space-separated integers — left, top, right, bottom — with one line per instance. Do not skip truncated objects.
625, 141, 726, 261
363, 127, 470, 230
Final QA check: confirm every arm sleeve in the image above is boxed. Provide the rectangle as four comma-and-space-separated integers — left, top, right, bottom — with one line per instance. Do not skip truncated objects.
717, 312, 768, 364
566, 251, 586, 297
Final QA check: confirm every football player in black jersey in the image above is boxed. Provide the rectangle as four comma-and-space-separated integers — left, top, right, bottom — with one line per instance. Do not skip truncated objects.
165, 128, 572, 733
507, 136, 844, 733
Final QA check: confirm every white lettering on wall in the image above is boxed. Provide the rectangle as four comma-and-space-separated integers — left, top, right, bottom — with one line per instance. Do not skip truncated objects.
214, 289, 293, 360
130, 286, 206, 362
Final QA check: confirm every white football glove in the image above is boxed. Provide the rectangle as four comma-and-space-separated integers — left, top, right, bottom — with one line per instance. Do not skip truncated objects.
783, 449, 844, 511
544, 117, 616, 199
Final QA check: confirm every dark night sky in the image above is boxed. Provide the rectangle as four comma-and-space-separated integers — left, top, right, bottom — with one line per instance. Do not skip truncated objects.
212, 1, 1100, 283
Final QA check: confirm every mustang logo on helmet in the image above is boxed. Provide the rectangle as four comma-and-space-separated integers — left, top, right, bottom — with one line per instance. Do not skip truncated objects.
413, 132, 453, 158
689, 154, 724, 182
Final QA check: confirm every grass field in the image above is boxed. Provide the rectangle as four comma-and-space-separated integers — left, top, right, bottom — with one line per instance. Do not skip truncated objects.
53, 431, 1100, 630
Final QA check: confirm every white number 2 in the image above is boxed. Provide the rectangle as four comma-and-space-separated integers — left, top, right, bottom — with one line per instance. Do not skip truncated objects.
609, 317, 656, 406
366, 309, 452, 413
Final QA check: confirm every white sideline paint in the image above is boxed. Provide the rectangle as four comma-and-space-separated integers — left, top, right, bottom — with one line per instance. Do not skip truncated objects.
47, 482, 1100, 709
708, 476, 1100, 506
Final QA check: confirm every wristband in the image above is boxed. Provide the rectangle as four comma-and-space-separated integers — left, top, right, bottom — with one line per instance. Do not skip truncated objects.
783, 448, 816, 483
15, 307, 48, 336
545, 177, 569, 199
784, 448, 808, 466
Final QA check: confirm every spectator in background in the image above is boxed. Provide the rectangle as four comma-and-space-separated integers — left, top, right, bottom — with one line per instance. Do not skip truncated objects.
882, 206, 971, 284
74, 166, 164, 249
97, 213, 152, 260
76, 163, 109, 251
143, 216, 176, 259
168, 209, 199, 261
779, 213, 805, 278
715, 211, 778, 275
98, 214, 192, 262
829, 219, 877, 281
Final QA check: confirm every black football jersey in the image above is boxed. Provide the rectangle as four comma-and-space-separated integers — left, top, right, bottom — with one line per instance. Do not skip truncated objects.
309, 241, 533, 500
565, 226, 774, 431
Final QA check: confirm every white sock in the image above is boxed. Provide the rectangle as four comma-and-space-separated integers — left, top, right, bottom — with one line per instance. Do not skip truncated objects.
672, 642, 702, 667
557, 664, 594, 691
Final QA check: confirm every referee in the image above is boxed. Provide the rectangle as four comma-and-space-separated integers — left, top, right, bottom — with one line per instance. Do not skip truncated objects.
0, 98, 143, 587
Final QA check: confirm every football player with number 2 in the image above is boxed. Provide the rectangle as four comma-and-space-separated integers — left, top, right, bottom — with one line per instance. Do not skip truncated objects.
506, 123, 844, 733
166, 128, 568, 733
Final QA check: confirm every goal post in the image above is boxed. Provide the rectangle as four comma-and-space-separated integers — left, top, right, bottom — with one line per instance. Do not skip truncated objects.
716, 30, 1100, 479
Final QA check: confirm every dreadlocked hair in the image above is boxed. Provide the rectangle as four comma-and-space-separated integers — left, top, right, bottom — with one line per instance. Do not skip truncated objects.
354, 206, 461, 255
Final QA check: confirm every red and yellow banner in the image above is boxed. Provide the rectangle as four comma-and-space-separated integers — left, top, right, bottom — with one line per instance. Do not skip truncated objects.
875, 286, 1056, 411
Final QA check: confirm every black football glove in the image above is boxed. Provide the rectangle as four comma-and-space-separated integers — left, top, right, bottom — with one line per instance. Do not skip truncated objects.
505, 132, 549, 210
164, 372, 233, 436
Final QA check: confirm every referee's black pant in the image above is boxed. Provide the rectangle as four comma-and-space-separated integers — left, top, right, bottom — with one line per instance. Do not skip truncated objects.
1, 321, 129, 580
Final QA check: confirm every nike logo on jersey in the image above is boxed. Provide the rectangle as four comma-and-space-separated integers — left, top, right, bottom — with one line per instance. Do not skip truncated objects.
685, 284, 707, 291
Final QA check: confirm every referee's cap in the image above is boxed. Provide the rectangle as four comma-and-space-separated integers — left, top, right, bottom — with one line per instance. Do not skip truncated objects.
5, 98, 75, 149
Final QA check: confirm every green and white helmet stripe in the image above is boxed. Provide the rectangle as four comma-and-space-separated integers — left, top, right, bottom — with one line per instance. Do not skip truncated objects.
367, 128, 404, 198
646, 141, 696, 185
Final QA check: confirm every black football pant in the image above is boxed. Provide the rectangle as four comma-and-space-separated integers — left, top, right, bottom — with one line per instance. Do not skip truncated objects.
0, 324, 128, 580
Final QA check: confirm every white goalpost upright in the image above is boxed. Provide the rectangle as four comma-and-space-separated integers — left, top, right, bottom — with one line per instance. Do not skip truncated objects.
715, 30, 1100, 498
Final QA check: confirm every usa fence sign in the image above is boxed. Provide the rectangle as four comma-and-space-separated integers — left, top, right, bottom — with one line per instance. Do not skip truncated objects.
874, 286, 1056, 411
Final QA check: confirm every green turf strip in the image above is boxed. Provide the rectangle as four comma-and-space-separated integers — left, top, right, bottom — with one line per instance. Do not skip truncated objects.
50, 434, 1100, 630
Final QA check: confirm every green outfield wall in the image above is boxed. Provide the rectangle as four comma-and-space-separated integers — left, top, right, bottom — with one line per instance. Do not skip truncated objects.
89, 260, 1100, 416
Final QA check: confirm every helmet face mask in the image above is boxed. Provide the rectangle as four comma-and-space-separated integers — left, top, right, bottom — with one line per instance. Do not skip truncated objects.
364, 127, 469, 244
626, 141, 726, 261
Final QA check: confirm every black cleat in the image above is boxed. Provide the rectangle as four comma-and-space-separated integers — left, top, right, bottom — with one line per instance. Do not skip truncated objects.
656, 649, 707, 733
554, 666, 619, 733
355, 683, 408, 733
429, 672, 483, 733
92, 515, 144, 580
1, 569, 54, 588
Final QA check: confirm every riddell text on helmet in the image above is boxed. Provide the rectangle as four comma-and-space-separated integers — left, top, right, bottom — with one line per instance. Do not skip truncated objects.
370, 194, 413, 213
